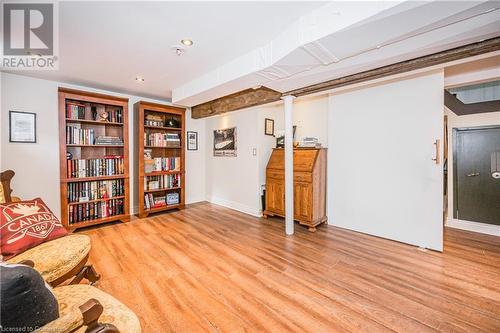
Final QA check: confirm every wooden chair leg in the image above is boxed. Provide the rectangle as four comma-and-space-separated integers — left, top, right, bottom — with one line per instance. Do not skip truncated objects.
70, 265, 101, 285
84, 265, 101, 285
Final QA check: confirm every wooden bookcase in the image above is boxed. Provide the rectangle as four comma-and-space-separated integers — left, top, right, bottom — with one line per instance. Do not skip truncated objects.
135, 101, 185, 218
58, 88, 130, 231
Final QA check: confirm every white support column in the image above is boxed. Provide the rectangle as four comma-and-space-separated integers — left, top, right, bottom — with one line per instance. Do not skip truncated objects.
282, 95, 295, 235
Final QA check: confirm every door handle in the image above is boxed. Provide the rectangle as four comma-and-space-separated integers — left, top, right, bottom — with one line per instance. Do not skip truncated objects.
466, 172, 480, 177
432, 139, 440, 164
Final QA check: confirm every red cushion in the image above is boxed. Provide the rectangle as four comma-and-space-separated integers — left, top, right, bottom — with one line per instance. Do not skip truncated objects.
1, 198, 68, 260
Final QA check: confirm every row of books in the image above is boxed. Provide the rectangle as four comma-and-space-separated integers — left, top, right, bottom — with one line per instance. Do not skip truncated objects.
66, 126, 95, 145
145, 120, 164, 127
66, 102, 123, 124
94, 136, 123, 146
102, 108, 123, 124
67, 179, 124, 203
144, 114, 164, 127
68, 199, 124, 224
144, 156, 181, 173
66, 102, 87, 120
67, 156, 124, 178
144, 132, 180, 147
144, 174, 181, 190
144, 192, 179, 209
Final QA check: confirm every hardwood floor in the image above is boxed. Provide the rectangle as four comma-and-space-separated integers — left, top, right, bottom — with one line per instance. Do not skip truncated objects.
80, 202, 500, 333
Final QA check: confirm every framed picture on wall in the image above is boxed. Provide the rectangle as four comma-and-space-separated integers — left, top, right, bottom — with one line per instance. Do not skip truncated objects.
9, 111, 36, 143
265, 118, 274, 136
187, 131, 198, 150
213, 127, 237, 157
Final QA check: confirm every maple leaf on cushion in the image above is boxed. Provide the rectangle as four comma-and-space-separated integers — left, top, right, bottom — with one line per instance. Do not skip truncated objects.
1, 198, 68, 260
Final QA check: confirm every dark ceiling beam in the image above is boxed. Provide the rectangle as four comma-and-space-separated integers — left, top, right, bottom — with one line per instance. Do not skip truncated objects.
191, 37, 500, 119
444, 89, 500, 115
191, 86, 282, 119
285, 37, 500, 97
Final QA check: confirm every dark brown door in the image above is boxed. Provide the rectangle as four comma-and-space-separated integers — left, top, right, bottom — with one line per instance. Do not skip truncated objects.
454, 126, 500, 225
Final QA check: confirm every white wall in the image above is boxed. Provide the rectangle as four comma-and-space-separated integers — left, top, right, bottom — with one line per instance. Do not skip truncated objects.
1, 73, 327, 221
203, 95, 329, 216
289, 95, 328, 146
257, 105, 283, 193
185, 108, 207, 204
445, 108, 500, 221
256, 95, 328, 189
328, 71, 444, 251
204, 109, 261, 216
0, 73, 206, 218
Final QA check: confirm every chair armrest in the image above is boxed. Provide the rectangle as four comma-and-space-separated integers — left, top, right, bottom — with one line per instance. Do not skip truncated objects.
35, 299, 120, 333
34, 305, 84, 333
11, 196, 21, 202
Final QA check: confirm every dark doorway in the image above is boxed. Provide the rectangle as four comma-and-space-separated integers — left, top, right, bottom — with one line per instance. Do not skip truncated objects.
453, 126, 500, 225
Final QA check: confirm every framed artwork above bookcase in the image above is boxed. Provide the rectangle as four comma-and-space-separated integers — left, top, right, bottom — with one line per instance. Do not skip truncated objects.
58, 88, 130, 231
134, 101, 186, 218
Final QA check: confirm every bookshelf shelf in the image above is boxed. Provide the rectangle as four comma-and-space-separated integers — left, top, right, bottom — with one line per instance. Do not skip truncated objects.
68, 196, 125, 206
59, 88, 130, 230
67, 214, 129, 228
67, 144, 124, 148
62, 175, 126, 183
144, 125, 181, 131
144, 205, 181, 214
144, 171, 182, 176
144, 145, 181, 149
144, 187, 181, 193
135, 101, 186, 218
66, 118, 124, 126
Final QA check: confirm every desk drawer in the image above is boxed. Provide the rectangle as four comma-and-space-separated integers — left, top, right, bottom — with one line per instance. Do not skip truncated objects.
267, 169, 283, 180
294, 172, 312, 183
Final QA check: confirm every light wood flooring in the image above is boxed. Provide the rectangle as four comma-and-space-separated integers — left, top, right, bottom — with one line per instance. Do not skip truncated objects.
80, 202, 500, 333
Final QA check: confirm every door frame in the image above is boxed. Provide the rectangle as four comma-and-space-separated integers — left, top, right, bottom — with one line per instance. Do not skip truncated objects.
452, 125, 500, 219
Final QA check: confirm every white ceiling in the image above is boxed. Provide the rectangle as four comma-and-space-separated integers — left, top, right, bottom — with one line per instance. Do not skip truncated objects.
7, 1, 500, 106
10, 1, 326, 100
173, 0, 500, 105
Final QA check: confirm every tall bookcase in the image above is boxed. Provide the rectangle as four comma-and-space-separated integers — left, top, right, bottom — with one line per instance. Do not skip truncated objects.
135, 101, 185, 218
58, 88, 130, 231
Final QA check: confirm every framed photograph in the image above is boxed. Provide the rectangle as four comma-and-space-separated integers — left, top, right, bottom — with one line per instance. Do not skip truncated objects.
187, 131, 198, 151
265, 118, 274, 136
214, 127, 237, 157
9, 111, 36, 143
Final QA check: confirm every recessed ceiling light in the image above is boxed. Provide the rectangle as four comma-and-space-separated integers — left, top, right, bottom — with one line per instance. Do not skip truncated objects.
376, 45, 382, 49
136, 76, 145, 82
181, 39, 193, 46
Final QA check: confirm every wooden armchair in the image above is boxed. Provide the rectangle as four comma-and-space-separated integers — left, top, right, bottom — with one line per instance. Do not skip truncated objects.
11, 261, 141, 333
1, 170, 100, 286
0, 170, 20, 203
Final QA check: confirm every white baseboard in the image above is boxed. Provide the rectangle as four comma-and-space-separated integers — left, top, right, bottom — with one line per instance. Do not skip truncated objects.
446, 219, 500, 236
207, 196, 262, 217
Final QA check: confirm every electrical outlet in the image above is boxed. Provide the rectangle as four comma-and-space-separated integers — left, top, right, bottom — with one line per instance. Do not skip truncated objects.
252, 148, 257, 156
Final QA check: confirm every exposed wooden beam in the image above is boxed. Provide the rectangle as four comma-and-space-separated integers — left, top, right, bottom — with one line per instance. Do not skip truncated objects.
191, 86, 282, 119
285, 37, 500, 97
191, 38, 500, 119
444, 89, 500, 115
